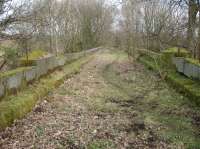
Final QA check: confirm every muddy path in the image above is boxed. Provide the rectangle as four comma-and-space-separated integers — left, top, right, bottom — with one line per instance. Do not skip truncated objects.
1, 49, 200, 149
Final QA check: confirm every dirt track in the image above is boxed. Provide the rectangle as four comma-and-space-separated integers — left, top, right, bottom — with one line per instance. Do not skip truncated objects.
1, 49, 200, 149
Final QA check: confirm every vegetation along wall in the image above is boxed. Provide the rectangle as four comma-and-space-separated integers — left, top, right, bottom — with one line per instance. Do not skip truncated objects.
0, 48, 99, 99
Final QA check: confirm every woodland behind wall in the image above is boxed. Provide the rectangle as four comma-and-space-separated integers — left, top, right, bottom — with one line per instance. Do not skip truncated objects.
2, 0, 200, 69
0, 0, 114, 54
116, 0, 200, 61
0, 0, 114, 71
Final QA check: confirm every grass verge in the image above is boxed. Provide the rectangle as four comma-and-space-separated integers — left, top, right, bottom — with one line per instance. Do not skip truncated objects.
102, 51, 200, 148
0, 67, 33, 78
139, 55, 200, 105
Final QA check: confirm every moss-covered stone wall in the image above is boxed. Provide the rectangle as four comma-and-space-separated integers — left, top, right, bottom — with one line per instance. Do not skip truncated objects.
137, 48, 200, 105
0, 47, 99, 130
0, 48, 100, 99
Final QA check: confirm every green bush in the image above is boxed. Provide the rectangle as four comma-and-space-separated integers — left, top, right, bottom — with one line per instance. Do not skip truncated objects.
20, 49, 48, 61
20, 59, 36, 67
2, 47, 19, 60
20, 49, 48, 66
0, 47, 19, 68
2, 47, 17, 59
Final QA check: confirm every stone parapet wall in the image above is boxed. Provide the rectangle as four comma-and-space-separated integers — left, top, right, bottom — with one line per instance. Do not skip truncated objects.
173, 57, 200, 80
0, 47, 100, 99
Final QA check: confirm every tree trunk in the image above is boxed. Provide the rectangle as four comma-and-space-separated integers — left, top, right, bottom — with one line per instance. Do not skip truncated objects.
0, 60, 7, 71
198, 8, 200, 62
187, 0, 198, 57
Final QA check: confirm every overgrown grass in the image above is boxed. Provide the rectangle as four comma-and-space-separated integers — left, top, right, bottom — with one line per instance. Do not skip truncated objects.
186, 58, 200, 67
163, 47, 190, 57
0, 54, 93, 130
136, 54, 200, 148
98, 50, 200, 148
20, 49, 49, 66
158, 115, 200, 148
139, 55, 200, 105
0, 67, 33, 78
87, 139, 115, 149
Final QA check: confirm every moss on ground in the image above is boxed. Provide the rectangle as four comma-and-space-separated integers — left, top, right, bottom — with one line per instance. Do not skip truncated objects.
186, 58, 200, 67
21, 49, 48, 61
163, 47, 190, 57
0, 67, 33, 78
20, 49, 49, 66
0, 54, 93, 130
